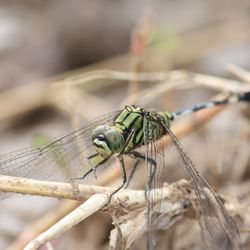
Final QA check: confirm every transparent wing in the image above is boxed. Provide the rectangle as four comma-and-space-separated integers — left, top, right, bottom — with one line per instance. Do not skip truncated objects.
165, 126, 241, 250
142, 117, 166, 250
0, 111, 120, 184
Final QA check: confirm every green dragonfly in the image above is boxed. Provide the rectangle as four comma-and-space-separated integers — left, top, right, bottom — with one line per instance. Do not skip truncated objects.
0, 91, 249, 249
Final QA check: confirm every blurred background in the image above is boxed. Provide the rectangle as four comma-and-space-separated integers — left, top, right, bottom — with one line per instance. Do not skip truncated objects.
0, 1, 250, 250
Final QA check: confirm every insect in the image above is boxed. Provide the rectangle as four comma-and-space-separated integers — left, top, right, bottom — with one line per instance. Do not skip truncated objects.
0, 91, 249, 249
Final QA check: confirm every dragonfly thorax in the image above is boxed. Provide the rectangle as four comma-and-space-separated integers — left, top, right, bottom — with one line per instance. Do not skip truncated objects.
91, 125, 125, 156
90, 106, 174, 159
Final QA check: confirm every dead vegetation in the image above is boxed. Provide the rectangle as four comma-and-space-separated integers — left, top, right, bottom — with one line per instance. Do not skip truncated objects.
0, 2, 250, 250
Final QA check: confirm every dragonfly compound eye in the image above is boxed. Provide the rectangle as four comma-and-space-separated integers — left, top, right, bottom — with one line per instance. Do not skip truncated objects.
91, 125, 113, 157
91, 125, 109, 141
104, 128, 124, 153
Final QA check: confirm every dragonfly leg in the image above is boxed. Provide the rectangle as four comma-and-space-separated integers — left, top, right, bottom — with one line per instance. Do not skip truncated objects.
70, 168, 93, 181
123, 159, 140, 188
105, 155, 127, 206
127, 151, 157, 198
71, 156, 108, 181
128, 151, 156, 166
125, 151, 157, 188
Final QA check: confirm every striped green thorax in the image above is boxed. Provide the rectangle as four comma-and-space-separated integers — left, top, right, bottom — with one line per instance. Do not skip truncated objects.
88, 106, 174, 167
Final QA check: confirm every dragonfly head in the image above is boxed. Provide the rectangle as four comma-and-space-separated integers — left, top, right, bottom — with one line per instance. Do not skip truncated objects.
91, 125, 124, 155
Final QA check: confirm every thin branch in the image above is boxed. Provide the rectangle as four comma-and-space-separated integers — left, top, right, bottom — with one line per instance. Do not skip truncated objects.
0, 175, 115, 200
120, 69, 250, 106
52, 69, 250, 95
52, 70, 172, 87
24, 194, 109, 250
227, 64, 250, 83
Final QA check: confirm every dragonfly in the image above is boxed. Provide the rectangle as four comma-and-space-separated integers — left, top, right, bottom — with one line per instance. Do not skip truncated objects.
0, 91, 249, 249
